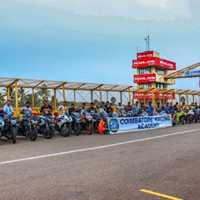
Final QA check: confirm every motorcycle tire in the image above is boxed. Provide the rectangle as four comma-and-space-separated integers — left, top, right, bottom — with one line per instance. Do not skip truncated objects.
12, 127, 17, 144
29, 127, 38, 141
61, 124, 71, 137
86, 123, 93, 135
44, 126, 53, 139
74, 123, 81, 136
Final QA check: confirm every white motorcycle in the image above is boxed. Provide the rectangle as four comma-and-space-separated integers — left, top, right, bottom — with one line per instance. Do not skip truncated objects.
55, 114, 73, 137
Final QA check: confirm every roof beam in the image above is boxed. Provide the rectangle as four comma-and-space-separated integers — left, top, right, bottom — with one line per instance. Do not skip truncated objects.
8, 79, 19, 87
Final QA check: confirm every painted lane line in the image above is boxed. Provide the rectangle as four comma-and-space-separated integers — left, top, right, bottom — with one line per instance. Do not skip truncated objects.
140, 189, 183, 200
0, 128, 200, 166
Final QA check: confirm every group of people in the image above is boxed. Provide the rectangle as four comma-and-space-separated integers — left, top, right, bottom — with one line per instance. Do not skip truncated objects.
1, 99, 199, 119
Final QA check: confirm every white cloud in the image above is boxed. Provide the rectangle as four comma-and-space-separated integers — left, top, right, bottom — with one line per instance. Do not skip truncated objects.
19, 0, 191, 20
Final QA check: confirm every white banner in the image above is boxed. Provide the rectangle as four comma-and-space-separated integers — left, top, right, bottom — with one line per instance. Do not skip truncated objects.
107, 114, 172, 134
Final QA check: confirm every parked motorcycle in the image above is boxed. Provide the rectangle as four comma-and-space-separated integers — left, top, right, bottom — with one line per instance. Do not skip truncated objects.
55, 114, 72, 137
92, 113, 102, 133
71, 112, 82, 135
176, 109, 186, 125
184, 109, 194, 124
37, 115, 54, 139
1, 117, 18, 143
81, 111, 93, 135
18, 116, 38, 141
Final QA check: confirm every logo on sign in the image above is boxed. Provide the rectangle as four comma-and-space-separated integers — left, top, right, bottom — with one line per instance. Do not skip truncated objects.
109, 118, 119, 133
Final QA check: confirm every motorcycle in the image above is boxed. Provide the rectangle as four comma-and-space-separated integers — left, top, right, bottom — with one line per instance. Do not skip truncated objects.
18, 116, 38, 141
37, 115, 54, 139
71, 112, 82, 135
81, 111, 93, 135
55, 114, 72, 137
176, 109, 186, 125
193, 108, 200, 123
184, 109, 194, 124
92, 112, 102, 133
1, 117, 18, 143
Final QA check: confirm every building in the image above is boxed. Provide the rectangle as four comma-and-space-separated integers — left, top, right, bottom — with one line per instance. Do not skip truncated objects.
132, 50, 176, 104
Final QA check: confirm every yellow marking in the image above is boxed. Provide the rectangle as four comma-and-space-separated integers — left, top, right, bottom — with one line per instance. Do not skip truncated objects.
140, 189, 183, 200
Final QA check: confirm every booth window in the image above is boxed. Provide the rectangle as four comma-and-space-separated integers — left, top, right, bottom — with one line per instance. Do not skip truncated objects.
156, 83, 166, 89
139, 68, 151, 74
139, 83, 152, 89
156, 69, 166, 75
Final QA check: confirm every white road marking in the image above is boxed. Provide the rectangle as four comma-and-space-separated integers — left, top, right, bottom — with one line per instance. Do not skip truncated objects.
0, 128, 199, 166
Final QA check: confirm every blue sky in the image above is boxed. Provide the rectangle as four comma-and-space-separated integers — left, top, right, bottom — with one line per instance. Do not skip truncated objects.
0, 0, 200, 89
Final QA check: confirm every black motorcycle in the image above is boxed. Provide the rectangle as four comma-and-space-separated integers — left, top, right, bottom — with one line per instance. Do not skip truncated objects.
18, 116, 38, 141
71, 112, 82, 135
37, 115, 55, 139
0, 117, 18, 143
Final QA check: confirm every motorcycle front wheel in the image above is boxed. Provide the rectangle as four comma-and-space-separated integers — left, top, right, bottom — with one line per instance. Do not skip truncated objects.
44, 126, 53, 139
74, 123, 81, 136
60, 124, 71, 137
29, 127, 38, 141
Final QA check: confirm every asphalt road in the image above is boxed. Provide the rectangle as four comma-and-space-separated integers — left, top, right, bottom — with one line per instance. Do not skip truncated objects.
0, 124, 199, 200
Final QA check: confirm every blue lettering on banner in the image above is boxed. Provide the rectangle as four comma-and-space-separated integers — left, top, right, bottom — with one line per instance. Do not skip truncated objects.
108, 114, 172, 134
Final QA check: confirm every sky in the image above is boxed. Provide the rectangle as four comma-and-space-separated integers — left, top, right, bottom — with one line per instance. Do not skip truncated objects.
0, 0, 200, 89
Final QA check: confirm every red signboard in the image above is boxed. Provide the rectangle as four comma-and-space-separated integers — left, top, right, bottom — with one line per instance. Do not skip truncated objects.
134, 73, 156, 83
137, 51, 154, 59
133, 92, 175, 100
132, 57, 176, 70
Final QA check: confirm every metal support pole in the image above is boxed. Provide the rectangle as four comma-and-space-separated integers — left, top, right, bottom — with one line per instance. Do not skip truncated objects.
192, 95, 195, 104
120, 92, 123, 104
186, 94, 189, 106
179, 94, 181, 104
91, 91, 94, 102
106, 91, 109, 102
74, 90, 76, 104
63, 85, 66, 101
7, 87, 10, 100
15, 82, 19, 115
128, 89, 131, 105
32, 89, 35, 107
54, 89, 57, 111
99, 87, 102, 102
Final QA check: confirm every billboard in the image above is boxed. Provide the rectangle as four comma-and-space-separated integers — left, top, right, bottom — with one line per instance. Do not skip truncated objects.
133, 92, 175, 100
134, 73, 156, 83
132, 57, 176, 70
137, 51, 154, 59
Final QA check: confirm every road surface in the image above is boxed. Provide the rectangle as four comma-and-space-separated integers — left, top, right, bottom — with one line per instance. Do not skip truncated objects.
0, 123, 199, 200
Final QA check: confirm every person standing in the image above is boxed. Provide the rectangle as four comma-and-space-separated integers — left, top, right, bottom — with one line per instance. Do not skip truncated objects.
147, 101, 154, 116
58, 101, 67, 115
3, 100, 14, 118
133, 101, 140, 116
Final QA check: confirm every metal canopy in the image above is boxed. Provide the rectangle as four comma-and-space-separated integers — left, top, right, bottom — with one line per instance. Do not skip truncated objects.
0, 77, 134, 92
0, 77, 199, 95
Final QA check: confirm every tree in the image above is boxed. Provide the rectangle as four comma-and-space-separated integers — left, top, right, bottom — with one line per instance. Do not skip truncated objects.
36, 84, 51, 100
0, 93, 5, 107
18, 87, 28, 107
110, 97, 117, 105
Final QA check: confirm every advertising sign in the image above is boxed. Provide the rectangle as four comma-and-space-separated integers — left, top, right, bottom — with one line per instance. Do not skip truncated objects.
134, 73, 156, 83
107, 115, 172, 134
137, 51, 154, 59
132, 57, 176, 70
133, 92, 175, 100
184, 70, 200, 76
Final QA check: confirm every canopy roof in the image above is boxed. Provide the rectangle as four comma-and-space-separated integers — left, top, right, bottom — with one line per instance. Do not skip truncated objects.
0, 77, 199, 95
0, 77, 133, 92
